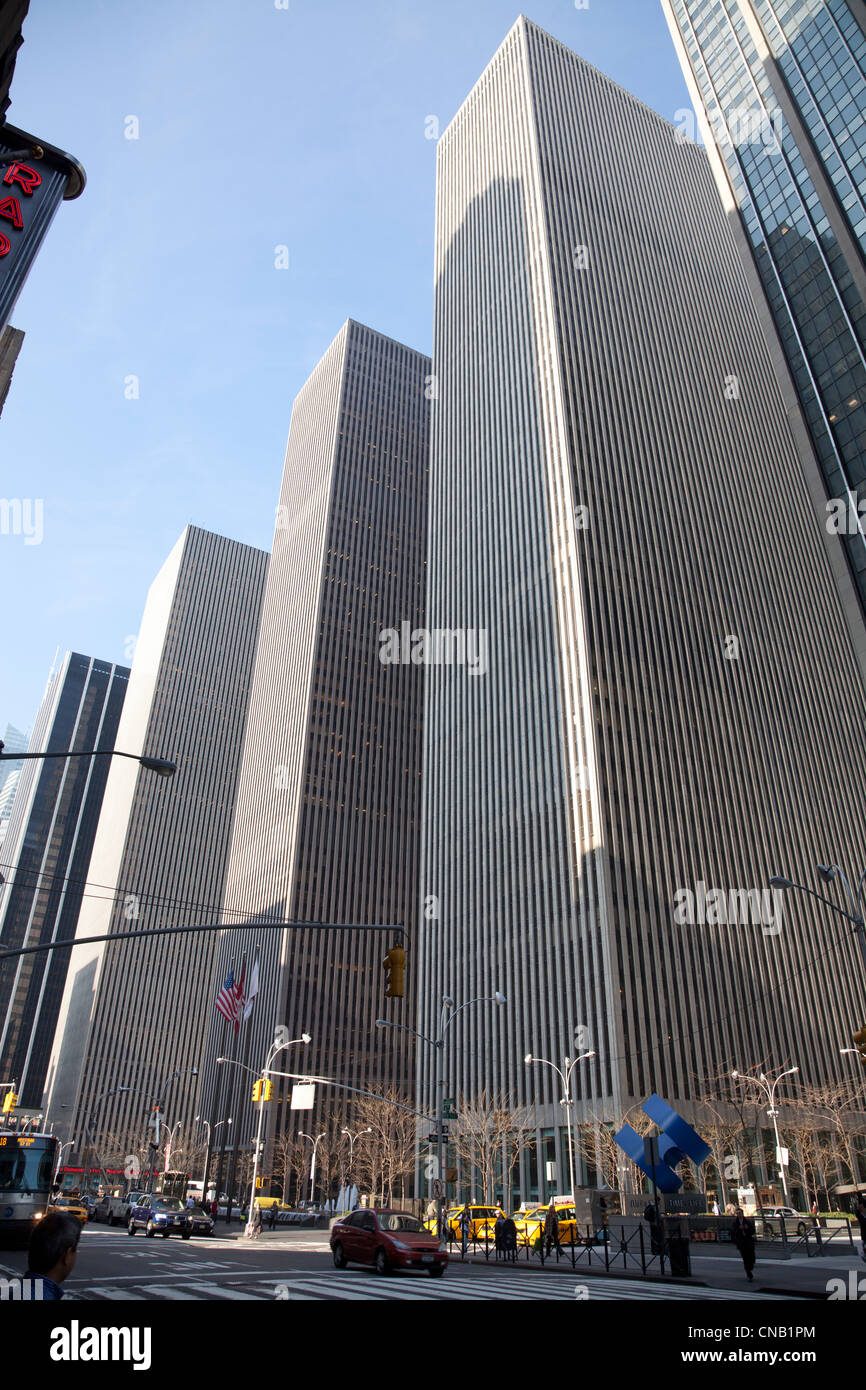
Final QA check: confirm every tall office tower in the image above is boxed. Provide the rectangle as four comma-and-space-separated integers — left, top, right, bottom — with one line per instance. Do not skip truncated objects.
662, 0, 866, 648
0, 653, 128, 1109
44, 527, 267, 1157
199, 320, 428, 1183
420, 16, 866, 1205
0, 720, 29, 842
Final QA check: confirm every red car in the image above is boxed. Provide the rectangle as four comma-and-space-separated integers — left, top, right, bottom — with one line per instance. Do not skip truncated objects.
330, 1209, 448, 1277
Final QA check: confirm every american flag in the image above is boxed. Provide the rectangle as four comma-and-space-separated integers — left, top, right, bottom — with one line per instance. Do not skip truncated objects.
215, 967, 244, 1031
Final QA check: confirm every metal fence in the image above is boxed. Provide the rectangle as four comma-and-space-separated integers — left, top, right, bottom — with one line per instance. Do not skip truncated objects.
444, 1218, 691, 1278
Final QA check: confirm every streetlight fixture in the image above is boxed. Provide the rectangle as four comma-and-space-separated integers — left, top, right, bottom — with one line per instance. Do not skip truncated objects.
0, 743, 177, 778
524, 1050, 595, 1204
147, 1067, 198, 1192
731, 1066, 799, 1204
377, 989, 506, 1236
341, 1126, 371, 1208
769, 864, 866, 973
229, 1032, 310, 1233
300, 1131, 326, 1208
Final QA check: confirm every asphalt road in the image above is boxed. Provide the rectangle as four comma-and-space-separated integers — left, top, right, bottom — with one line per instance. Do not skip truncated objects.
0, 1226, 801, 1301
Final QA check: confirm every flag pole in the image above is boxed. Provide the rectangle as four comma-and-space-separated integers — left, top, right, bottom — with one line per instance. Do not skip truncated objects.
213, 956, 235, 1206
205, 964, 231, 1208
223, 952, 246, 1223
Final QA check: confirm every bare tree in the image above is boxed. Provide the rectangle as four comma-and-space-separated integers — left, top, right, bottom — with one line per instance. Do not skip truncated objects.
452, 1092, 532, 1204
351, 1089, 417, 1206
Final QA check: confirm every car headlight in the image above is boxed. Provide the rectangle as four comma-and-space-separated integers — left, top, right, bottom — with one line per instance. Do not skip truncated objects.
390, 1239, 411, 1251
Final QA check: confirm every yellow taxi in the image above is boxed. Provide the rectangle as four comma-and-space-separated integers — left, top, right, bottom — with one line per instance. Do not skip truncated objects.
423, 1205, 505, 1241
512, 1198, 579, 1246
49, 1195, 90, 1225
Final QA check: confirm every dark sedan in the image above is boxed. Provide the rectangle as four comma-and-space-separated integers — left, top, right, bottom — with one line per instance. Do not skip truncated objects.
186, 1204, 215, 1236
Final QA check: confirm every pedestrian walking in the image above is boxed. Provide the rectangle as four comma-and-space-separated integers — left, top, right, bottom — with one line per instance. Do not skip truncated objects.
247, 1200, 263, 1240
712, 1200, 721, 1217
644, 1200, 662, 1255
544, 1200, 561, 1257
502, 1214, 518, 1263
459, 1207, 472, 1254
0, 1212, 81, 1300
268, 1202, 278, 1232
854, 1194, 866, 1263
494, 1212, 506, 1260
731, 1207, 756, 1281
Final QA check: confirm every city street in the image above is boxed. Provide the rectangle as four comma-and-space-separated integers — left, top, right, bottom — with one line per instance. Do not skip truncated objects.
0, 1226, 838, 1301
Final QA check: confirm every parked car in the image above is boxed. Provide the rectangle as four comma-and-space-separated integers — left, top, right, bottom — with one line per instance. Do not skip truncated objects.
760, 1207, 812, 1237
330, 1209, 448, 1277
128, 1195, 192, 1239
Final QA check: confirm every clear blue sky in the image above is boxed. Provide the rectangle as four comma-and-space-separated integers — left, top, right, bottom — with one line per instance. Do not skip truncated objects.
0, 0, 693, 727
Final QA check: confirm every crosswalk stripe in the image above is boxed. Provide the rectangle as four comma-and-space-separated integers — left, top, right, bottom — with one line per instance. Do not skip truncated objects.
183, 1283, 264, 1300
87, 1287, 147, 1300
137, 1285, 201, 1300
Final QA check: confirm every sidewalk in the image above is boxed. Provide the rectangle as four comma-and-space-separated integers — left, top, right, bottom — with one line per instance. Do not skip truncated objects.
457, 1245, 866, 1298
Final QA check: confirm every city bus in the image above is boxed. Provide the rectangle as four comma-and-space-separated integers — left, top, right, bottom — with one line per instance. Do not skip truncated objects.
0, 1129, 58, 1246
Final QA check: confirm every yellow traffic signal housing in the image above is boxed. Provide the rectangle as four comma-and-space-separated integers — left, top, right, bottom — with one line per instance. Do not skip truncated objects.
251, 1080, 263, 1103
854, 1024, 866, 1065
2, 1091, 18, 1114
383, 943, 406, 998
262, 1080, 273, 1102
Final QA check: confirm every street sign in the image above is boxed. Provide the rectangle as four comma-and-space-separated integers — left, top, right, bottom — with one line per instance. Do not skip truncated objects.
776, 1146, 789, 1167
431, 1179, 444, 1199
291, 1083, 315, 1111
443, 1098, 457, 1119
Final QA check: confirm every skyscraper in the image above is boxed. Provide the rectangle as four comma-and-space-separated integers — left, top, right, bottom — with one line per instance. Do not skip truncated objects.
420, 16, 866, 1204
0, 652, 128, 1108
0, 719, 29, 843
662, 0, 866, 646
44, 527, 267, 1157
199, 320, 429, 1186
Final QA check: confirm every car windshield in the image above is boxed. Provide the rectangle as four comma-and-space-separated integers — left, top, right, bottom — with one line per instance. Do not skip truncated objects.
189, 1206, 210, 1218
472, 1208, 498, 1218
379, 1214, 424, 1233
154, 1199, 183, 1212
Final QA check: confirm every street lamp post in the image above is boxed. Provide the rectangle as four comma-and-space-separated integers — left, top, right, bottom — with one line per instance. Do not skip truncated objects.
524, 1050, 595, 1203
377, 989, 506, 1237
300, 1131, 326, 1207
52, 1140, 75, 1191
219, 1033, 310, 1233
147, 1067, 198, 1192
732, 1066, 799, 1205
83, 1085, 131, 1194
341, 1127, 371, 1209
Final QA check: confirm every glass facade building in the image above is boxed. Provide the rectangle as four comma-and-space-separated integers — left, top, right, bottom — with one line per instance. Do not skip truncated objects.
662, 0, 866, 636
420, 16, 866, 1199
0, 652, 129, 1108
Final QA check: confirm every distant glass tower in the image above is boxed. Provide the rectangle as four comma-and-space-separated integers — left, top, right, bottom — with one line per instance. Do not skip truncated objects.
662, 0, 866, 639
44, 527, 267, 1158
199, 320, 429, 1193
421, 16, 866, 1205
0, 720, 29, 842
0, 653, 128, 1108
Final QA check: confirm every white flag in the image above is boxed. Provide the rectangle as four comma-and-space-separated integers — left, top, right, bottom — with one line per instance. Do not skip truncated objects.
243, 957, 259, 1021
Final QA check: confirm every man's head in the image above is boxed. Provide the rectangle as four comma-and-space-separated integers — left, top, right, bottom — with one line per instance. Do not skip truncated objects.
28, 1212, 80, 1284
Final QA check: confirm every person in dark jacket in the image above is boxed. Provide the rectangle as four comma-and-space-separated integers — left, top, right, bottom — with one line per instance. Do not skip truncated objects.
11, 1212, 80, 1300
855, 1195, 866, 1262
731, 1207, 757, 1280
544, 1201, 561, 1257
494, 1213, 506, 1259
268, 1202, 278, 1231
501, 1214, 518, 1263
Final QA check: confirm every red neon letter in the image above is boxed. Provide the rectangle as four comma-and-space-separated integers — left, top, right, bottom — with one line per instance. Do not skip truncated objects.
0, 232, 9, 256
3, 163, 41, 195
0, 196, 23, 229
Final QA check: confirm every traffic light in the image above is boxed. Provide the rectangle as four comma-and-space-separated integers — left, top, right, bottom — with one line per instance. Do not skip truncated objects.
383, 943, 406, 998
262, 1080, 273, 1102
854, 1024, 866, 1066
2, 1091, 18, 1114
251, 1080, 263, 1103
